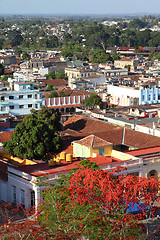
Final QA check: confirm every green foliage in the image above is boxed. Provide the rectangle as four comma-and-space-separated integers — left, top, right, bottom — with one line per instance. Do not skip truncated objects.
1, 75, 13, 81
47, 35, 59, 48
38, 165, 149, 240
49, 91, 59, 98
124, 65, 131, 71
55, 69, 66, 79
89, 50, 113, 63
82, 93, 104, 109
59, 91, 70, 97
22, 52, 30, 61
49, 90, 70, 98
78, 159, 100, 170
45, 69, 67, 80
61, 49, 74, 57
128, 18, 146, 29
148, 51, 160, 60
0, 38, 4, 49
112, 51, 120, 61
0, 64, 4, 76
45, 70, 55, 79
3, 107, 62, 160
46, 83, 54, 91
7, 30, 23, 47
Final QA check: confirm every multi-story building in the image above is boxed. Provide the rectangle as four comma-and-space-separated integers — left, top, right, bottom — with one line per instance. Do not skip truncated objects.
107, 77, 160, 106
102, 67, 128, 77
0, 81, 43, 116
65, 67, 97, 88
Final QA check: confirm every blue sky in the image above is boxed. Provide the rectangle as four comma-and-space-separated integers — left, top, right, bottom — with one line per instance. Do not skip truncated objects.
0, 0, 160, 15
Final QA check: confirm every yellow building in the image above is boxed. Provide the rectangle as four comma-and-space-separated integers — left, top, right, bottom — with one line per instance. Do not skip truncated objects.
72, 135, 113, 158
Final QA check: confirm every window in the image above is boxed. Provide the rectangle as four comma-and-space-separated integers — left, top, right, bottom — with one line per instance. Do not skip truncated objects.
82, 147, 86, 157
153, 94, 156, 100
158, 95, 160, 100
19, 95, 23, 99
23, 85, 26, 89
148, 94, 151, 101
12, 186, 16, 203
19, 105, 24, 109
1, 96, 5, 101
99, 148, 104, 156
1, 106, 6, 111
20, 189, 25, 206
142, 94, 145, 101
35, 104, 38, 108
31, 190, 35, 207
9, 105, 14, 109
76, 146, 79, 155
9, 96, 14, 100
28, 94, 32, 98
35, 94, 37, 99
28, 104, 32, 108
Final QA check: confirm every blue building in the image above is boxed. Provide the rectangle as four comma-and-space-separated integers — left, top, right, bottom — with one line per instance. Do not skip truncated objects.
140, 88, 160, 105
0, 82, 43, 116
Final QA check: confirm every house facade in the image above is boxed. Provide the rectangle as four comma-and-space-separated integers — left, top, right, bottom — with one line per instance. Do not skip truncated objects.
107, 84, 160, 106
0, 82, 43, 116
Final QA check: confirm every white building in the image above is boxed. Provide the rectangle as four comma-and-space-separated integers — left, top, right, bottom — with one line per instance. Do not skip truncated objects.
0, 146, 159, 209
107, 84, 160, 106
0, 82, 43, 116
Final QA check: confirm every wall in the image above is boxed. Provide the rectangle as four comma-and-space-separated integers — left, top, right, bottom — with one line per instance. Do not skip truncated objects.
73, 143, 113, 158
73, 143, 91, 158
91, 145, 113, 157
111, 149, 137, 161
140, 88, 160, 105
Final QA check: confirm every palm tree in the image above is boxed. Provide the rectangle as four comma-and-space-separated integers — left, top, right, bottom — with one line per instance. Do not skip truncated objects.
105, 93, 112, 108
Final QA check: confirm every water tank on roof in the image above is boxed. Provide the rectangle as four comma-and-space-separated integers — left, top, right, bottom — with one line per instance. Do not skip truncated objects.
60, 152, 66, 160
66, 154, 72, 162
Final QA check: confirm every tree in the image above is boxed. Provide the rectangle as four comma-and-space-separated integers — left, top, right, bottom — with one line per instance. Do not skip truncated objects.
22, 52, 30, 61
61, 49, 74, 58
47, 35, 59, 48
14, 46, 22, 57
55, 69, 66, 79
59, 91, 70, 97
0, 38, 4, 49
3, 107, 62, 160
45, 70, 55, 79
0, 202, 52, 240
89, 50, 113, 63
1, 74, 13, 81
46, 83, 54, 91
7, 30, 23, 47
82, 93, 104, 109
49, 91, 59, 98
106, 93, 112, 108
0, 63, 4, 76
38, 165, 160, 240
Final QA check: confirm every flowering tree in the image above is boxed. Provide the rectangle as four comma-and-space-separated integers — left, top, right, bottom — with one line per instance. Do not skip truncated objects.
0, 165, 159, 240
38, 166, 160, 240
0, 202, 53, 240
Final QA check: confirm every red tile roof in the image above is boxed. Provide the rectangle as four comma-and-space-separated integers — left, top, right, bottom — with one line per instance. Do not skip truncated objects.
73, 135, 112, 148
4, 69, 14, 74
17, 154, 122, 177
43, 79, 67, 87
0, 131, 14, 142
124, 128, 160, 148
63, 115, 160, 149
64, 115, 117, 133
117, 47, 135, 51
124, 145, 160, 157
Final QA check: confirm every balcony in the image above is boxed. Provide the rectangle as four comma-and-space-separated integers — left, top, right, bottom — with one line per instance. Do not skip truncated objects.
0, 100, 9, 105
